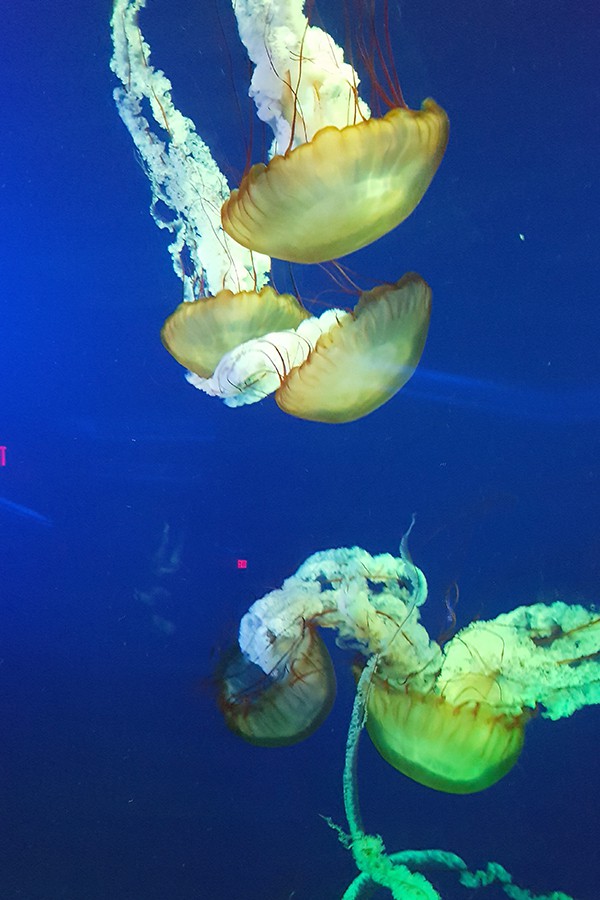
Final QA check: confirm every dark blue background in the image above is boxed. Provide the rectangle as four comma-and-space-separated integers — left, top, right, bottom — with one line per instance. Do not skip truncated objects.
1, 0, 599, 897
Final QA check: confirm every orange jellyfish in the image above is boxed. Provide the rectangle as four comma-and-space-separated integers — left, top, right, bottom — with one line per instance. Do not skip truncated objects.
364, 594, 600, 793
161, 286, 311, 380
217, 618, 336, 747
112, 1, 436, 422
221, 3, 449, 263
275, 273, 432, 423
162, 273, 431, 422
334, 656, 580, 899
222, 100, 449, 264
363, 670, 528, 794
219, 541, 600, 793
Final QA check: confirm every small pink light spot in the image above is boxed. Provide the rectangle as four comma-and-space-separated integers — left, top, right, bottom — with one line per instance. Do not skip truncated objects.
237, 559, 248, 569
0, 446, 6, 466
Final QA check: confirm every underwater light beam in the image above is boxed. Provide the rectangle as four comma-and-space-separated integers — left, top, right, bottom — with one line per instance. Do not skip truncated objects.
0, 496, 53, 527
406, 368, 600, 423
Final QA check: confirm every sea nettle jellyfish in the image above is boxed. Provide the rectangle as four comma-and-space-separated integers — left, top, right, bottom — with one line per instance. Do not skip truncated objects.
218, 536, 600, 793
221, 1, 449, 263
162, 273, 431, 422
217, 624, 336, 747
217, 533, 600, 897
110, 0, 440, 421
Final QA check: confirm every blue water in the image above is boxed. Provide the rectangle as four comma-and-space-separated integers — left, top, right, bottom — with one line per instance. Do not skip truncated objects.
1, 1, 599, 898
0, 495, 53, 527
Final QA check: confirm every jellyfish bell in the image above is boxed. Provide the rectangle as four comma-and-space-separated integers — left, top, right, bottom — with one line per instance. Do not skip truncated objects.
222, 1, 449, 263
221, 99, 449, 264
161, 286, 310, 378
217, 622, 336, 748
275, 272, 432, 423
364, 671, 528, 794
364, 599, 600, 793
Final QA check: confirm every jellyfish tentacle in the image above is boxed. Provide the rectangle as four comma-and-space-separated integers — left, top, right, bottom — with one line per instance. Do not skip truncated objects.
337, 657, 442, 899
110, 0, 271, 297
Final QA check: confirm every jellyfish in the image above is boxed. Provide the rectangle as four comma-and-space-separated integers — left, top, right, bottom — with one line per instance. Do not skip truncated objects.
222, 1, 450, 263
275, 273, 431, 422
111, 0, 435, 422
219, 536, 600, 792
217, 533, 597, 897
160, 287, 309, 379
217, 625, 336, 747
217, 540, 434, 749
112, 0, 448, 273
163, 274, 431, 422
330, 656, 579, 899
